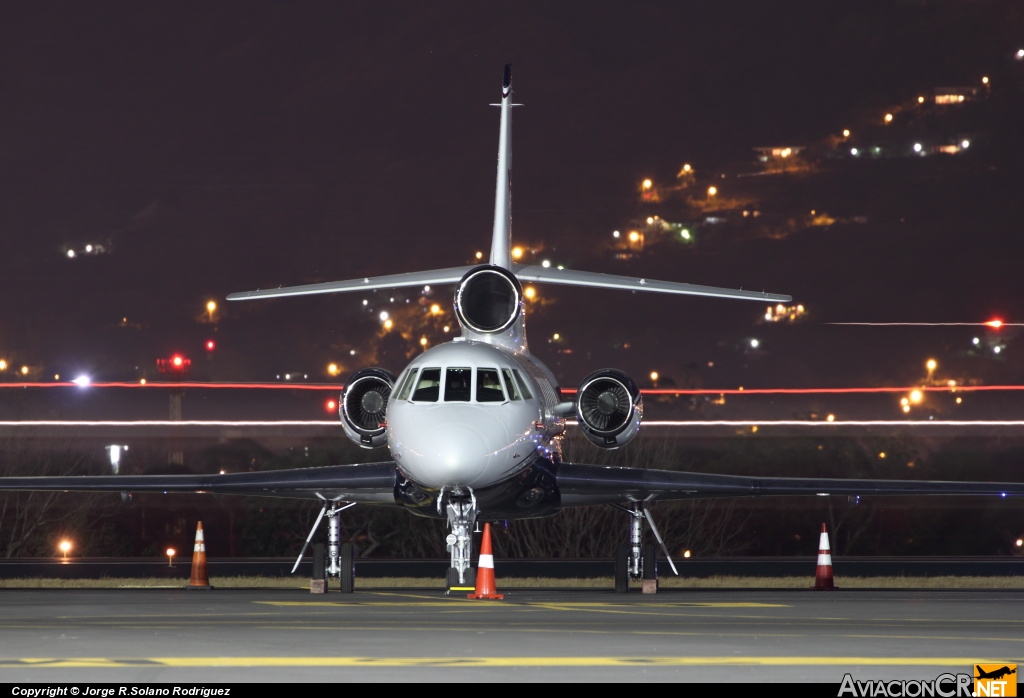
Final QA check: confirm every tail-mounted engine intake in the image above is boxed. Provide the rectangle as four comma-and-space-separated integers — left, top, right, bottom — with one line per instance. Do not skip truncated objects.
341, 368, 396, 449
454, 265, 523, 335
575, 369, 643, 449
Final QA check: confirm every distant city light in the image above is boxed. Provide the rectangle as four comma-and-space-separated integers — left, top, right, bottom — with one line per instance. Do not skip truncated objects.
475, 251, 483, 260
0, 360, 6, 371
909, 390, 923, 403
327, 363, 339, 376
20, 366, 28, 375
982, 76, 989, 85
926, 359, 937, 372
205, 340, 215, 351
842, 129, 850, 138
680, 229, 691, 240
612, 230, 620, 238
994, 346, 1002, 354
917, 96, 925, 104
430, 303, 441, 315
628, 231, 640, 243
541, 260, 551, 268
325, 399, 337, 412
707, 186, 717, 197
379, 311, 389, 322
961, 140, 970, 149
66, 249, 76, 258
646, 216, 655, 225
973, 337, 980, 345
1017, 49, 1024, 59
884, 113, 893, 123
826, 414, 835, 422
649, 371, 659, 382
749, 339, 759, 349
419, 337, 428, 347
850, 148, 858, 156
511, 246, 524, 260
524, 286, 536, 300
641, 179, 652, 190
913, 143, 923, 153
383, 319, 393, 330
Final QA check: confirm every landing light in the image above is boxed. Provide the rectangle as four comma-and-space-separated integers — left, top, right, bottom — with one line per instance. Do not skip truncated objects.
72, 375, 90, 387
986, 319, 1003, 329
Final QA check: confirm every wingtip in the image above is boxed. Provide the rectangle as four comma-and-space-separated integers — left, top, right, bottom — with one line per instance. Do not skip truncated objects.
503, 63, 512, 91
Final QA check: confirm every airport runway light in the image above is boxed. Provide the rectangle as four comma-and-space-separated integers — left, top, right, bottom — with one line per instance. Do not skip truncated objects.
682, 550, 691, 559
59, 540, 71, 560
167, 548, 176, 567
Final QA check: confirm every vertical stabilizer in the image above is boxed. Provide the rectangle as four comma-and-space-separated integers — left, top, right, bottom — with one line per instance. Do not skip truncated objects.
489, 64, 514, 270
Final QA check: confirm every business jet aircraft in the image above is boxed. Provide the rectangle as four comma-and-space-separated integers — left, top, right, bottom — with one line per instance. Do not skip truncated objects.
2, 65, 1022, 592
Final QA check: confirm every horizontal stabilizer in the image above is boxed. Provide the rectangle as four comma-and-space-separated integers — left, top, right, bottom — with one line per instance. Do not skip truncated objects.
227, 266, 476, 301
514, 265, 791, 303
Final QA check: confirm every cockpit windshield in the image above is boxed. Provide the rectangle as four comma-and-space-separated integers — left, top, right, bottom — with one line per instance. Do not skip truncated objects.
402, 365, 521, 403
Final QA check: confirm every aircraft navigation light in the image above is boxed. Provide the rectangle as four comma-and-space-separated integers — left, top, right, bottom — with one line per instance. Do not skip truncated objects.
166, 548, 175, 567
59, 540, 71, 560
325, 399, 337, 412
72, 375, 90, 387
205, 340, 215, 351
987, 319, 1003, 328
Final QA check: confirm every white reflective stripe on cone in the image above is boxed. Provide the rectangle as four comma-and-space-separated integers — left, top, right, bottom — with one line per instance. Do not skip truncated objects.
818, 532, 829, 549
478, 554, 494, 568
817, 553, 832, 566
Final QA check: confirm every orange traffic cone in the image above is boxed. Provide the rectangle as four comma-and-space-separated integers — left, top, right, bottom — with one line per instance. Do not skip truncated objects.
812, 522, 837, 590
186, 521, 213, 590
467, 523, 503, 600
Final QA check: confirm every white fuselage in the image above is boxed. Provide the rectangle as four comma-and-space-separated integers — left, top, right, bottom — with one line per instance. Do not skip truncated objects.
386, 340, 565, 491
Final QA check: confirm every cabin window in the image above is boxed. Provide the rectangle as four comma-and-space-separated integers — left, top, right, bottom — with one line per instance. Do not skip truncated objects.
396, 369, 417, 401
501, 368, 521, 400
411, 368, 441, 402
444, 367, 472, 402
476, 368, 505, 402
512, 369, 533, 399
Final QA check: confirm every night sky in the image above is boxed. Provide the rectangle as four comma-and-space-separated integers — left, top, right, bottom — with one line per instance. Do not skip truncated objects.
2, 2, 1024, 404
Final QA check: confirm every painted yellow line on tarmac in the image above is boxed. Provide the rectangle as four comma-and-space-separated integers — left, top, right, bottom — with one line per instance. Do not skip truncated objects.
0, 657, 1011, 669
257, 601, 788, 608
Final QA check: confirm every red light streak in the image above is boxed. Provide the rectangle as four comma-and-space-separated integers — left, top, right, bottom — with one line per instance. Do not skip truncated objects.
1, 382, 1024, 395
827, 321, 1021, 327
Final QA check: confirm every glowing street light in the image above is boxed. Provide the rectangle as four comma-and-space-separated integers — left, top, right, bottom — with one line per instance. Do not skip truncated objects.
167, 548, 176, 567
707, 186, 717, 198
884, 113, 893, 123
59, 540, 72, 560
511, 246, 524, 260
327, 363, 340, 376
0, 359, 6, 371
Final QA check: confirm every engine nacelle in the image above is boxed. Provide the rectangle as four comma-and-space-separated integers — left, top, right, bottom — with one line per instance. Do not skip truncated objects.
341, 367, 396, 449
454, 265, 523, 335
575, 369, 643, 449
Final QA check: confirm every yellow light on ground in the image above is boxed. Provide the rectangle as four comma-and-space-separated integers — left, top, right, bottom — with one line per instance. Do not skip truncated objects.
902, 405, 911, 413
842, 129, 851, 138
20, 366, 28, 375
383, 319, 393, 331
430, 304, 441, 315
649, 371, 659, 382
475, 251, 483, 260
206, 300, 216, 313
628, 230, 640, 242
909, 389, 923, 403
167, 548, 176, 567
524, 286, 536, 300
641, 179, 653, 190
683, 550, 692, 559
682, 164, 691, 172
140, 378, 146, 385
552, 333, 560, 341
442, 325, 450, 333
982, 76, 989, 85
707, 186, 717, 197
0, 360, 6, 371
1016, 538, 1023, 548
901, 397, 910, 406
926, 359, 937, 372
826, 414, 835, 422
327, 363, 339, 376
511, 246, 524, 260
419, 337, 428, 347
879, 452, 887, 459
884, 113, 893, 123
956, 397, 962, 404
59, 540, 72, 559
918, 96, 925, 103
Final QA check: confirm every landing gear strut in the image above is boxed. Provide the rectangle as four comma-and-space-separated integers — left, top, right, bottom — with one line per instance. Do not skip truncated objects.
293, 499, 357, 592
439, 487, 477, 588
612, 503, 679, 593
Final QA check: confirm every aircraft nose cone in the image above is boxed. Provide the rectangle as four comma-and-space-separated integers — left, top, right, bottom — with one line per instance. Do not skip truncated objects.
393, 407, 508, 489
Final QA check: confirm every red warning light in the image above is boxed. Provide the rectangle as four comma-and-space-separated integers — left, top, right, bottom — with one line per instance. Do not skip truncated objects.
172, 355, 184, 367
325, 399, 338, 412
156, 354, 191, 376
205, 340, 216, 351
986, 319, 1003, 329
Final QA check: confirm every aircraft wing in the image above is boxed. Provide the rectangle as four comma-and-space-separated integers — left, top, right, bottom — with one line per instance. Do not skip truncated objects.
0, 462, 400, 504
555, 464, 1024, 507
226, 267, 476, 301
514, 265, 792, 303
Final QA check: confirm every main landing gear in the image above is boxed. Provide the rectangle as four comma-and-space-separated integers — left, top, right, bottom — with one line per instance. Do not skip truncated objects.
294, 499, 357, 593
612, 503, 678, 593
